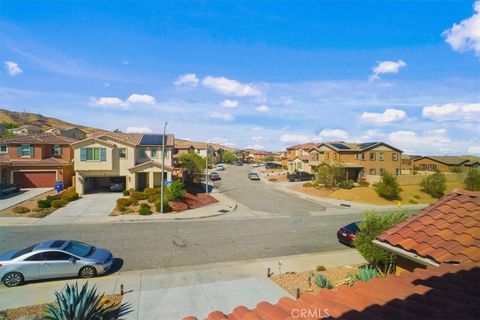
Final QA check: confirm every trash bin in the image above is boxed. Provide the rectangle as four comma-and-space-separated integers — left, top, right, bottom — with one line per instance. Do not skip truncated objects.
54, 181, 64, 193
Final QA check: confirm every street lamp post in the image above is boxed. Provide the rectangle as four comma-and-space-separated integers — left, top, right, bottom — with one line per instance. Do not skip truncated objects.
205, 144, 209, 194
160, 121, 168, 214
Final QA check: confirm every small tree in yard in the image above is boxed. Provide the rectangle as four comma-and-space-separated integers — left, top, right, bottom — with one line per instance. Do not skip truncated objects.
373, 172, 401, 200
420, 172, 446, 198
221, 152, 237, 164
354, 210, 409, 272
464, 169, 480, 191
316, 162, 346, 188
265, 155, 276, 162
179, 153, 206, 184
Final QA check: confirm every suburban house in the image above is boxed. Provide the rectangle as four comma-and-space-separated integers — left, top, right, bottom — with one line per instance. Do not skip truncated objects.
374, 189, 480, 274
413, 155, 480, 173
286, 143, 317, 173
244, 149, 273, 162
174, 140, 228, 166
44, 127, 87, 140
8, 124, 42, 136
0, 133, 75, 188
72, 132, 175, 195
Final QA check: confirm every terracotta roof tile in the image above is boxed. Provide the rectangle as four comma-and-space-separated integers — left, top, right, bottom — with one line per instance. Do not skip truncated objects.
9, 158, 71, 166
3, 133, 77, 144
185, 264, 479, 320
375, 189, 480, 264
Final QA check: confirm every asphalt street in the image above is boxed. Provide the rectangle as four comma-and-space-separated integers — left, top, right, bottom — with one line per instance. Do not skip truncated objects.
0, 165, 369, 271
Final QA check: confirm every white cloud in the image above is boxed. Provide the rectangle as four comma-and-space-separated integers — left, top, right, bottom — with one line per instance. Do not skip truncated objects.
360, 108, 407, 124
251, 135, 267, 142
256, 105, 269, 112
468, 146, 480, 154
387, 130, 455, 154
422, 103, 480, 121
93, 97, 128, 109
280, 134, 310, 143
221, 99, 238, 108
126, 93, 156, 105
174, 73, 200, 86
4, 61, 23, 76
209, 111, 234, 121
246, 144, 265, 150
207, 137, 236, 147
319, 128, 349, 140
126, 126, 152, 133
356, 129, 385, 142
369, 60, 407, 81
443, 1, 480, 58
202, 76, 261, 97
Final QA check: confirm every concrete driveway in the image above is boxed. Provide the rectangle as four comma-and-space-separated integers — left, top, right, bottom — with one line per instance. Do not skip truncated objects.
38, 192, 123, 225
0, 188, 52, 211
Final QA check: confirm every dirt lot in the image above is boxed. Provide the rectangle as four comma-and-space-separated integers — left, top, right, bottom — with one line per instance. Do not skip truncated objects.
0, 189, 57, 218
290, 181, 464, 205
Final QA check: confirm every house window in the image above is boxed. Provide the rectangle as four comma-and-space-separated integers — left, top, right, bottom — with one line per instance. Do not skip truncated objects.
369, 168, 376, 175
297, 161, 303, 170
151, 148, 158, 158
310, 153, 319, 161
392, 153, 398, 161
325, 153, 330, 160
428, 164, 437, 171
0, 145, 7, 153
354, 153, 358, 160
379, 168, 385, 175
52, 145, 62, 156
80, 147, 106, 161
379, 152, 384, 161
139, 147, 147, 158
119, 148, 127, 159
333, 153, 337, 160
361, 152, 366, 160
369, 152, 376, 161
396, 168, 401, 176
19, 144, 33, 157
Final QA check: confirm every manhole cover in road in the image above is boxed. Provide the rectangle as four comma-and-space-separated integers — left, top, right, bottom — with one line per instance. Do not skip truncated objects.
172, 238, 187, 248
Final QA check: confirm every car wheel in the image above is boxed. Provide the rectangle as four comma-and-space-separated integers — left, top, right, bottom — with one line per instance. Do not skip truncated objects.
3, 272, 24, 287
79, 266, 97, 278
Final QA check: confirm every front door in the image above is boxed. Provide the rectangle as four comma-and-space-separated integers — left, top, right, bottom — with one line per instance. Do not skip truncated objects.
137, 172, 148, 191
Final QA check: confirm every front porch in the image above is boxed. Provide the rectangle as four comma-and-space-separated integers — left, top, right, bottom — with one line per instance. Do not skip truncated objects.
128, 160, 173, 190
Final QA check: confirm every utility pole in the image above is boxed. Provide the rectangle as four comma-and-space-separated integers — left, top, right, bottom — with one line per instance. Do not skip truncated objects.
205, 144, 209, 194
160, 121, 168, 214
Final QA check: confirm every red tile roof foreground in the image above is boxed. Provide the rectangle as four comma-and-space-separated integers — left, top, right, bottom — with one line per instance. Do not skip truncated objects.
184, 263, 480, 320
376, 189, 480, 264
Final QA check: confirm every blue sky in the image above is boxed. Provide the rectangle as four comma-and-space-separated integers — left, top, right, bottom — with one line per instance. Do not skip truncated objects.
0, 1, 479, 154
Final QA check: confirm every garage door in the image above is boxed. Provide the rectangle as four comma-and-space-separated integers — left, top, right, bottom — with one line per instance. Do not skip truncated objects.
13, 172, 56, 188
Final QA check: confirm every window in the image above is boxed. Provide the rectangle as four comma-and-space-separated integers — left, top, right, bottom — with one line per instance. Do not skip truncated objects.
392, 153, 398, 161
379, 152, 384, 161
52, 145, 62, 156
325, 152, 330, 160
25, 253, 46, 261
63, 241, 94, 258
310, 153, 319, 161
139, 147, 147, 158
369, 168, 376, 175
361, 152, 366, 160
0, 145, 7, 153
80, 147, 106, 161
379, 168, 385, 175
333, 153, 337, 160
396, 168, 401, 176
297, 161, 303, 170
119, 148, 127, 159
354, 153, 358, 160
428, 164, 437, 171
151, 148, 158, 158
18, 144, 33, 157
42, 251, 72, 261
369, 152, 376, 161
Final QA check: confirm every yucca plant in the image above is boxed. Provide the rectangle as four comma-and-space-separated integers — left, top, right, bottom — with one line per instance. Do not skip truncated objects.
314, 274, 333, 289
44, 282, 118, 320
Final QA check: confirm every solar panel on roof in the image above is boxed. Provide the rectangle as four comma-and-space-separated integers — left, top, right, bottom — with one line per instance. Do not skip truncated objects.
331, 143, 350, 150
140, 134, 166, 145
359, 142, 377, 149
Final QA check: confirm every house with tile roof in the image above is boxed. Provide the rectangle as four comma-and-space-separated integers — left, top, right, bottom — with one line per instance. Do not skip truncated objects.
412, 155, 480, 173
374, 189, 480, 275
72, 132, 175, 195
0, 133, 76, 188
44, 127, 87, 140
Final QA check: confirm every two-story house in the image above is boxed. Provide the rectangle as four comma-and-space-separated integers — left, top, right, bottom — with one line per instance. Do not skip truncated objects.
0, 134, 76, 188
72, 132, 175, 195
286, 143, 317, 173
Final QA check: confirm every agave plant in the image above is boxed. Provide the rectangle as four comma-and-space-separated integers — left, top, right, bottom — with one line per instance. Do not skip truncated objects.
44, 282, 119, 320
357, 265, 382, 283
314, 274, 333, 289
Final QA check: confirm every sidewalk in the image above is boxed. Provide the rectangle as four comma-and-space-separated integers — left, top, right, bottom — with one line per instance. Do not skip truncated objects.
0, 249, 364, 319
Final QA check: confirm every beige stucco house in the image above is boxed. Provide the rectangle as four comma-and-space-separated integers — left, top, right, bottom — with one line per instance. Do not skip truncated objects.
72, 132, 174, 195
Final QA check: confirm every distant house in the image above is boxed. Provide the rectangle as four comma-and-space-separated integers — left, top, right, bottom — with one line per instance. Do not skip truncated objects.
8, 124, 42, 136
412, 156, 476, 173
173, 141, 223, 166
45, 127, 87, 140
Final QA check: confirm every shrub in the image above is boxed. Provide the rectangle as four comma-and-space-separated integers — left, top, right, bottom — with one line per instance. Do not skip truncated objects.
130, 191, 147, 201
464, 169, 480, 191
420, 172, 446, 198
357, 265, 381, 282
451, 166, 462, 173
116, 198, 132, 212
353, 210, 409, 270
359, 179, 369, 187
413, 194, 420, 199
314, 274, 333, 289
268, 178, 277, 182
123, 190, 130, 196
373, 172, 401, 200
154, 199, 171, 213
303, 182, 314, 188
51, 199, 67, 208
61, 190, 79, 202
408, 199, 418, 204
168, 180, 187, 201
148, 195, 160, 203
138, 203, 152, 215
13, 206, 30, 214
143, 187, 160, 197
37, 199, 51, 209
338, 180, 354, 189
316, 265, 326, 272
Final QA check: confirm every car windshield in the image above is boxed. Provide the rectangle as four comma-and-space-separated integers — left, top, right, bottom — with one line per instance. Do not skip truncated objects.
344, 222, 360, 233
63, 241, 95, 258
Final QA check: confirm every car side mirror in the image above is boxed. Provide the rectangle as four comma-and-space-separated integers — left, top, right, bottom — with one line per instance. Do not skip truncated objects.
69, 257, 77, 264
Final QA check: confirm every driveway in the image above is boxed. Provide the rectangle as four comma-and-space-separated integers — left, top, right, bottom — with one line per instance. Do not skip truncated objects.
0, 188, 52, 211
38, 192, 123, 225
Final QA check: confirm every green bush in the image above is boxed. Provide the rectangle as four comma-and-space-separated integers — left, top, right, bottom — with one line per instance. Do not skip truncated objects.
316, 265, 326, 272
168, 180, 187, 201
116, 198, 132, 212
143, 187, 160, 197
359, 179, 369, 187
123, 190, 130, 196
51, 199, 66, 208
373, 172, 401, 200
13, 206, 30, 214
130, 191, 147, 201
338, 180, 354, 189
408, 199, 418, 204
303, 182, 313, 188
61, 190, 79, 202
154, 199, 171, 213
148, 195, 160, 203
37, 199, 51, 209
465, 169, 480, 191
138, 203, 152, 215
451, 166, 462, 173
420, 172, 446, 198
413, 194, 420, 199
353, 210, 409, 270
314, 274, 333, 289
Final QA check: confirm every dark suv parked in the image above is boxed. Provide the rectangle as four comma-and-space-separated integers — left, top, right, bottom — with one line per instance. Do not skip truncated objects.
287, 171, 314, 182
265, 163, 282, 169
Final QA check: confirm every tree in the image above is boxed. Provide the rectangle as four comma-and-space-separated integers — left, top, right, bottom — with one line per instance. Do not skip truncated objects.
221, 152, 237, 164
3, 122, 18, 129
315, 162, 346, 188
373, 172, 401, 200
464, 169, 480, 191
179, 153, 206, 184
420, 172, 446, 198
354, 210, 409, 271
265, 155, 276, 162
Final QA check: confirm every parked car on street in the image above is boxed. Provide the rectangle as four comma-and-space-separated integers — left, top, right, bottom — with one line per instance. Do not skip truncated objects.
0, 240, 114, 287
209, 172, 221, 181
287, 171, 314, 182
337, 222, 360, 247
0, 182, 20, 197
248, 172, 260, 180
234, 161, 243, 166
265, 163, 282, 169
252, 163, 260, 167
215, 166, 225, 171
